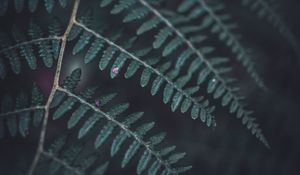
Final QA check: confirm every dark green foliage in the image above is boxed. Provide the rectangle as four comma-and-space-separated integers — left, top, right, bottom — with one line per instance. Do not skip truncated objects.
91, 0, 269, 146
49, 69, 191, 174
1, 0, 299, 174
0, 19, 62, 79
70, 23, 217, 129
0, 0, 68, 15
178, 0, 267, 90
0, 83, 44, 138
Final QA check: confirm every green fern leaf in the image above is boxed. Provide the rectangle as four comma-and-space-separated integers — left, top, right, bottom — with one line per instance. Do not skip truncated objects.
123, 7, 149, 23
78, 113, 103, 139
111, 0, 136, 14
59, 0, 67, 8
90, 162, 109, 175
99, 46, 118, 70
100, 0, 114, 7
125, 60, 141, 78
148, 160, 161, 175
111, 130, 129, 156
12, 25, 37, 70
44, 0, 54, 13
107, 103, 129, 116
140, 68, 152, 87
48, 18, 62, 59
53, 98, 77, 120
84, 38, 105, 63
137, 17, 161, 35
163, 37, 183, 57
137, 151, 152, 174
28, 20, 53, 68
73, 31, 93, 55
67, 105, 90, 129
153, 27, 173, 49
29, 0, 38, 13
62, 68, 81, 91
95, 123, 115, 148
110, 53, 128, 78
122, 140, 140, 167
14, 0, 24, 13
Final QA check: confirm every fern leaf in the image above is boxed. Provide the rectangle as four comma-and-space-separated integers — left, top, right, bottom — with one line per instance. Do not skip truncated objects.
95, 123, 115, 148
123, 7, 149, 23
99, 46, 118, 70
178, 0, 267, 90
78, 113, 103, 139
90, 162, 109, 175
28, 20, 53, 68
137, 17, 161, 35
111, 0, 136, 14
0, 0, 66, 15
44, 0, 55, 13
48, 18, 62, 59
148, 161, 161, 175
0, 32, 21, 74
62, 68, 81, 91
100, 0, 114, 7
111, 130, 129, 156
14, 0, 24, 13
0, 83, 45, 138
137, 151, 152, 174
67, 105, 90, 129
51, 70, 190, 174
53, 98, 77, 120
84, 38, 105, 63
29, 0, 39, 12
153, 27, 173, 49
12, 25, 37, 70
59, 0, 67, 8
72, 31, 93, 55
110, 53, 128, 78
31, 83, 44, 126
163, 37, 183, 57
122, 140, 140, 167
72, 23, 216, 128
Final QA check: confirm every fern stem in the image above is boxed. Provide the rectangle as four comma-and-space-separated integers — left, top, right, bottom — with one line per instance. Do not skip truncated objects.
41, 151, 82, 175
0, 106, 45, 118
197, 0, 266, 90
57, 86, 178, 174
0, 36, 62, 54
28, 0, 81, 174
74, 21, 213, 119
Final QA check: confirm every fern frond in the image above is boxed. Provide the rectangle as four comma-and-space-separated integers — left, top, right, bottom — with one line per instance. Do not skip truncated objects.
98, 0, 269, 147
0, 83, 45, 138
36, 136, 110, 175
177, 0, 267, 90
0, 20, 62, 79
241, 0, 300, 62
0, 0, 68, 15
70, 20, 217, 128
48, 69, 191, 174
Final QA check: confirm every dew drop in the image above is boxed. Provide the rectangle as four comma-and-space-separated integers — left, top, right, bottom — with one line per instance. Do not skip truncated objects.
95, 100, 101, 107
112, 67, 119, 74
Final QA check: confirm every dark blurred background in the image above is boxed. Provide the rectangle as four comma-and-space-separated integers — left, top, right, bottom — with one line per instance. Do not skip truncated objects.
0, 0, 300, 175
